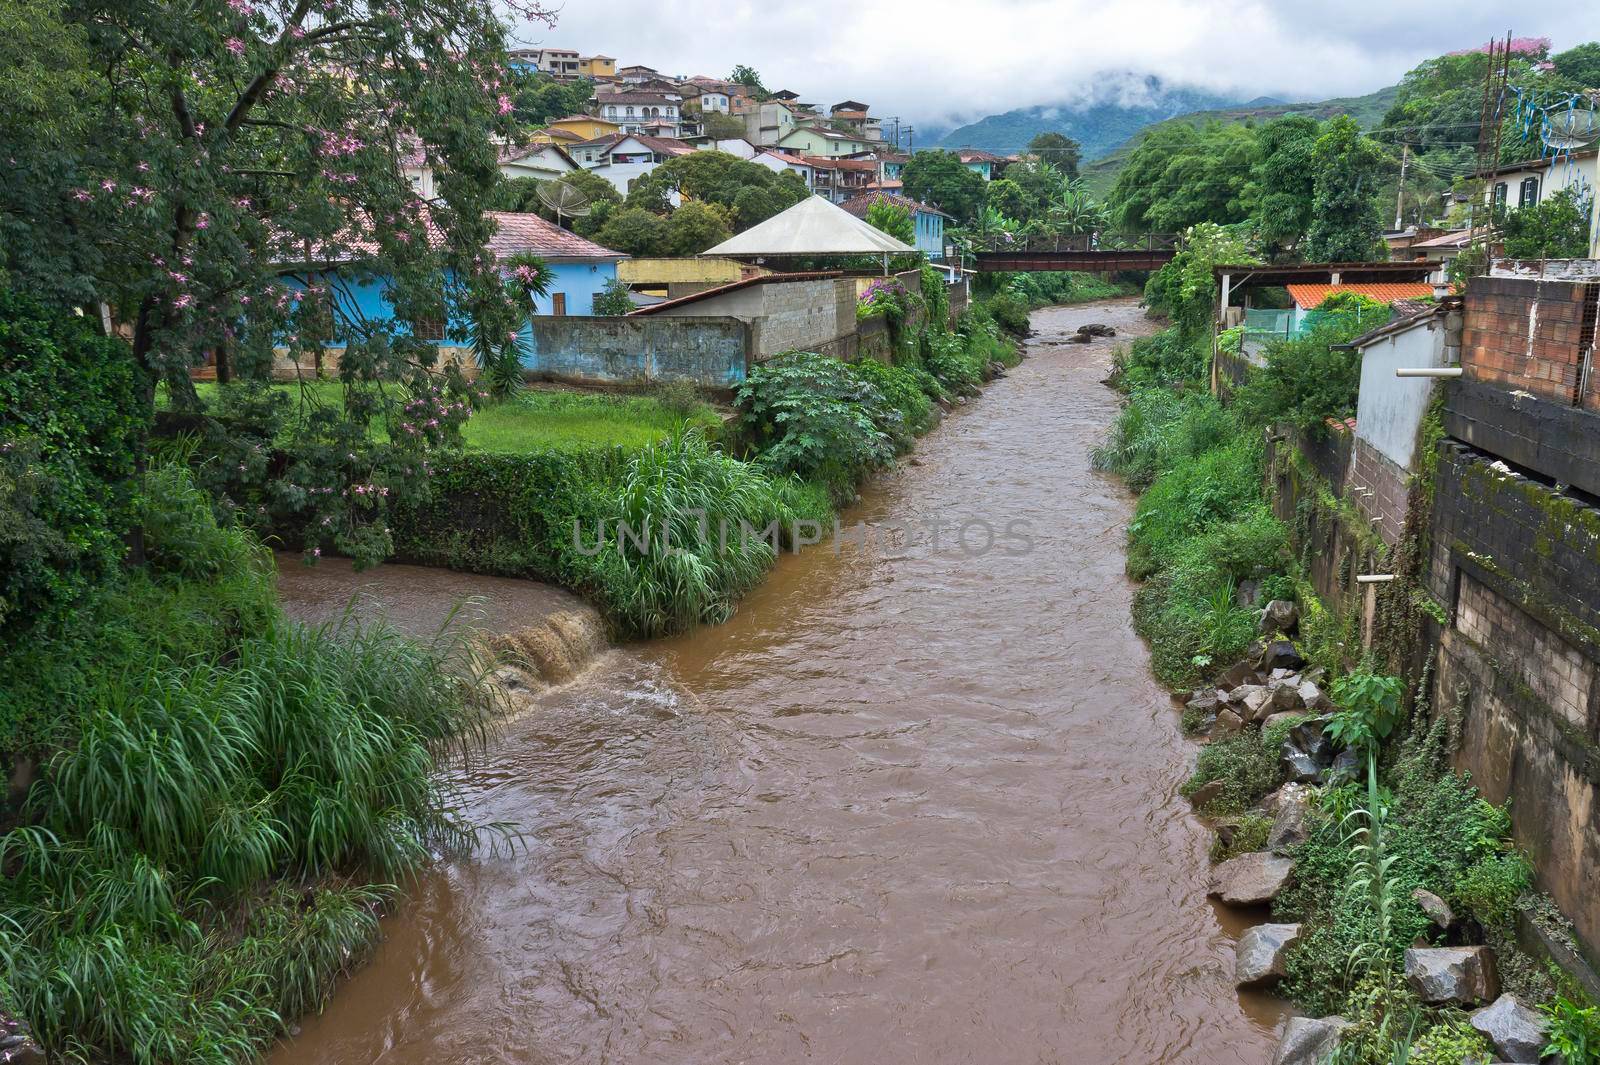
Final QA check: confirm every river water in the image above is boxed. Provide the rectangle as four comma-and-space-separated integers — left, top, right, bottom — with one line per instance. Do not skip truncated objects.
275, 299, 1284, 1064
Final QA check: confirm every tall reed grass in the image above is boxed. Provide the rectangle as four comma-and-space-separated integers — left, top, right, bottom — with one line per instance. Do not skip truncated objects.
0, 463, 498, 1063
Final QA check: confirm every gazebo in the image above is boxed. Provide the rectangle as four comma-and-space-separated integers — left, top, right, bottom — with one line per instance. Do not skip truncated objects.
701, 195, 916, 274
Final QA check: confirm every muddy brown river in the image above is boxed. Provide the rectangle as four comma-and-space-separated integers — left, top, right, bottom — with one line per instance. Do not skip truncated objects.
274, 299, 1285, 1064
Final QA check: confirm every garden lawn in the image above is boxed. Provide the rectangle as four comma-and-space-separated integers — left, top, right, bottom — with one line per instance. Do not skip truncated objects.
172, 382, 722, 453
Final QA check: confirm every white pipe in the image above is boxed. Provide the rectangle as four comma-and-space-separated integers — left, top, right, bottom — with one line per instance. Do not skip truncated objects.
1395, 367, 1463, 378
1357, 574, 1397, 583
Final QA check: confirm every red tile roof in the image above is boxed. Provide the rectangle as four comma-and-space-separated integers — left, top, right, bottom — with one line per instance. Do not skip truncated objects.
839, 191, 950, 220
1285, 282, 1437, 309
484, 212, 624, 261
302, 211, 623, 265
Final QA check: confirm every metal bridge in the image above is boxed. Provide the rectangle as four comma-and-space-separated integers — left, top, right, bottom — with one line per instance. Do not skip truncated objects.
969, 232, 1179, 272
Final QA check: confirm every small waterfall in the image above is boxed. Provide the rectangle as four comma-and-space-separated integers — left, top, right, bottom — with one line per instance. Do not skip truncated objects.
489, 607, 610, 687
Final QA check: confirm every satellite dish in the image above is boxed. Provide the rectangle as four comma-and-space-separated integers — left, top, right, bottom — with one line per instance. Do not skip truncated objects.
536, 180, 593, 225
1540, 107, 1599, 151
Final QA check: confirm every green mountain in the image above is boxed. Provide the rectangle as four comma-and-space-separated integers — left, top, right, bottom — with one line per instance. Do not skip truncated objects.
1079, 84, 1401, 196
931, 76, 1248, 158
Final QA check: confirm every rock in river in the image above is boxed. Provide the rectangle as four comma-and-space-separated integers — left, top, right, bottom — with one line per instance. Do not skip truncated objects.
1271, 1016, 1352, 1065
1235, 922, 1300, 988
1257, 639, 1308, 672
1470, 993, 1548, 1063
1208, 851, 1294, 905
1258, 599, 1300, 635
1404, 945, 1499, 1005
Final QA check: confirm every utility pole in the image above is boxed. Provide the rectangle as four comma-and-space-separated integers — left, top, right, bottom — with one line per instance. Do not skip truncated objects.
1394, 143, 1410, 230
906, 126, 914, 154
1591, 180, 1600, 259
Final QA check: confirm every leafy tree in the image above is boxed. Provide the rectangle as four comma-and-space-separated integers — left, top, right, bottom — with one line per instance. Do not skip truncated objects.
985, 178, 1030, 220
864, 199, 914, 245
729, 64, 768, 98
626, 150, 807, 229
900, 150, 987, 225
1108, 122, 1257, 232
1304, 116, 1386, 262
1552, 42, 1600, 88
1143, 222, 1258, 348
512, 73, 595, 128
665, 200, 734, 255
490, 176, 546, 213
0, 0, 556, 564
1252, 115, 1320, 258
700, 111, 747, 140
1027, 131, 1081, 177
591, 277, 635, 316
595, 207, 671, 257
1500, 187, 1594, 259
1001, 159, 1062, 219
1045, 176, 1108, 235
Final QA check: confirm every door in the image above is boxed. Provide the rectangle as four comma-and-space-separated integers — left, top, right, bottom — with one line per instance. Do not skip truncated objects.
551, 293, 567, 317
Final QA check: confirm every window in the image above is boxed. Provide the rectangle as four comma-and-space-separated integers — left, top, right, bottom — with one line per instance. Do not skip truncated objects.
1493, 182, 1508, 207
551, 293, 567, 317
1518, 176, 1540, 208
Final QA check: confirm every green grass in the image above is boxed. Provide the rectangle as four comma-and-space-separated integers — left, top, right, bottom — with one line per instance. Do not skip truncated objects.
166, 382, 722, 454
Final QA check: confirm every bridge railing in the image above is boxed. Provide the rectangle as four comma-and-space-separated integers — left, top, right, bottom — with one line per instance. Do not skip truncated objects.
965, 232, 1179, 255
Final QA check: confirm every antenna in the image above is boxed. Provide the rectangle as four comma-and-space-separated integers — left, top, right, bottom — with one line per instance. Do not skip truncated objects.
536, 180, 593, 226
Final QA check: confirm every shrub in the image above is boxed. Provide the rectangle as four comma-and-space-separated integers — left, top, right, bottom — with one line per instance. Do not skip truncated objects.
924, 330, 987, 395
1125, 437, 1266, 579
1108, 330, 1208, 391
850, 359, 935, 436
592, 277, 636, 316
735, 351, 900, 494
1211, 813, 1272, 862
985, 290, 1031, 336
1180, 732, 1282, 814
1406, 1021, 1494, 1065
1092, 386, 1238, 492
1230, 293, 1388, 435
1540, 996, 1600, 1065
1455, 852, 1534, 930
0, 288, 148, 636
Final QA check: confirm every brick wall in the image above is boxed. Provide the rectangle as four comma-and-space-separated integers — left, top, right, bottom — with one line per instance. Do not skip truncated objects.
1347, 436, 1410, 548
1461, 276, 1597, 405
1443, 379, 1600, 499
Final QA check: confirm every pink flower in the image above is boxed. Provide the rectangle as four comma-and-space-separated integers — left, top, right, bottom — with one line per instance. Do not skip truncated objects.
226, 37, 246, 55
196, 213, 210, 229
497, 94, 513, 116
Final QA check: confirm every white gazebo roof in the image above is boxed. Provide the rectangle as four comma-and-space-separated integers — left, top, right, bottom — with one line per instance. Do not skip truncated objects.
701, 194, 916, 256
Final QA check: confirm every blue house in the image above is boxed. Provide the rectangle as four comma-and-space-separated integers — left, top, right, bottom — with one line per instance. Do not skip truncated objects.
839, 192, 950, 260
281, 211, 627, 363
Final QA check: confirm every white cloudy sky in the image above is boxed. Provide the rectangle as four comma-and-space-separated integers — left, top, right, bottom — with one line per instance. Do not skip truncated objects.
512, 1, 1585, 130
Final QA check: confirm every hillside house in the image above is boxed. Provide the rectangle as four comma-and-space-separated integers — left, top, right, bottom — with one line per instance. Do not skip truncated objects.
778, 125, 876, 159
543, 114, 621, 142
578, 54, 616, 78
744, 100, 802, 147
956, 148, 1009, 181
576, 134, 693, 194
805, 156, 876, 203
754, 150, 815, 191
840, 191, 949, 259
277, 212, 626, 377
595, 92, 683, 137
1478, 149, 1596, 213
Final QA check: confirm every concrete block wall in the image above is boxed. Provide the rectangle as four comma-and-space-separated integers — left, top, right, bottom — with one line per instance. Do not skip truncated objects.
751, 278, 856, 360
1444, 380, 1600, 499
1426, 441, 1600, 963
522, 315, 750, 389
1461, 276, 1597, 406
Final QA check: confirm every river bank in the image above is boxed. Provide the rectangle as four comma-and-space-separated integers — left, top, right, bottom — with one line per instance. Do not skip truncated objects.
270, 298, 1283, 1065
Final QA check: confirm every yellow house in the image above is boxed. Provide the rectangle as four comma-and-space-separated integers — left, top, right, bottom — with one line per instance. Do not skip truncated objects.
579, 54, 616, 78
545, 114, 621, 141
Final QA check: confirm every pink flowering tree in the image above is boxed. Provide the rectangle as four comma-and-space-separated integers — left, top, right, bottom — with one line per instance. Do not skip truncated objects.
1, 0, 556, 563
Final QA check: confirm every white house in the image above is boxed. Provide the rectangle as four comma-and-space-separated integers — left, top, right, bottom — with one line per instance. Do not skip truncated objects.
753, 149, 815, 191
595, 92, 684, 137
1481, 149, 1596, 212
497, 143, 579, 183
579, 134, 693, 195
